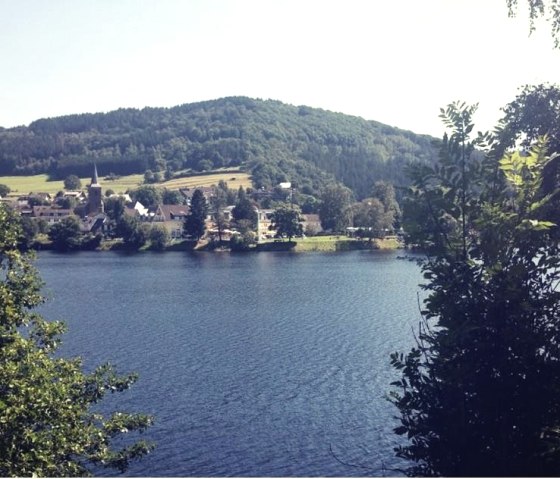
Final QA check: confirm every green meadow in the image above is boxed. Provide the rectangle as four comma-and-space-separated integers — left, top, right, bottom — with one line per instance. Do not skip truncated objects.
0, 171, 252, 196
291, 235, 401, 252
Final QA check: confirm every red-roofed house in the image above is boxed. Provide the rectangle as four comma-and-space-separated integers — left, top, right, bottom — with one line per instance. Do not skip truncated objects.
32, 206, 73, 224
153, 204, 190, 239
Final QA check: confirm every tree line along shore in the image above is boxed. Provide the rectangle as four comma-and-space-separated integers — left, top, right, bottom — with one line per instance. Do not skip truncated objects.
0, 166, 404, 253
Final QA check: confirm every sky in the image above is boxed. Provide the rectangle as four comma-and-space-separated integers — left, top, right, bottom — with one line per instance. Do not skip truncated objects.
1, 0, 558, 137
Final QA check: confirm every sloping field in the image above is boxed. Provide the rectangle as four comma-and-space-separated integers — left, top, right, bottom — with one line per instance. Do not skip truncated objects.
0, 175, 80, 195
101, 174, 144, 192
0, 174, 145, 195
0, 172, 251, 196
161, 172, 251, 190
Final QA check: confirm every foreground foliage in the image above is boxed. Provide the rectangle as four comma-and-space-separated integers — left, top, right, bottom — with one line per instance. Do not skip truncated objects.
0, 204, 153, 476
391, 102, 560, 476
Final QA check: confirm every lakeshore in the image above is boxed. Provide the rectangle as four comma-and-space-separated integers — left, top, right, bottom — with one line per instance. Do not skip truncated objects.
33, 234, 403, 253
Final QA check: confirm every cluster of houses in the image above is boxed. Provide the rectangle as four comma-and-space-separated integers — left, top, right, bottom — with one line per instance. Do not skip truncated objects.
0, 166, 109, 235
0, 166, 323, 243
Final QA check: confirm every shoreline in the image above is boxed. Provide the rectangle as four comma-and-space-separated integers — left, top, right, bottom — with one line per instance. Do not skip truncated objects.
32, 236, 404, 254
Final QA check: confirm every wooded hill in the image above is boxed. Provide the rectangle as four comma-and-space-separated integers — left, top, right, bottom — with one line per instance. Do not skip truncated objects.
0, 96, 438, 199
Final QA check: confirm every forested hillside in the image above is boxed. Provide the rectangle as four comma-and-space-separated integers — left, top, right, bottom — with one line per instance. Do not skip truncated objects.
0, 97, 437, 199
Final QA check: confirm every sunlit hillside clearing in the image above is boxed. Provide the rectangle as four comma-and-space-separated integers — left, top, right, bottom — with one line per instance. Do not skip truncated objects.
161, 172, 252, 190
0, 175, 85, 195
0, 171, 252, 196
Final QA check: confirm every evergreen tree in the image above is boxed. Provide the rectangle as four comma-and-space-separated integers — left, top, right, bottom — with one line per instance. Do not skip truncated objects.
104, 196, 126, 221
232, 187, 257, 228
0, 204, 153, 476
184, 189, 208, 240
390, 103, 560, 476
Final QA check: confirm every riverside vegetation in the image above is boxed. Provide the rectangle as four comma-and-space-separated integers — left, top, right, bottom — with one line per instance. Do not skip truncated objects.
0, 204, 154, 476
2, 84, 560, 474
3, 82, 559, 476
0, 169, 404, 253
0, 96, 430, 253
2, 1, 560, 469
391, 91, 560, 474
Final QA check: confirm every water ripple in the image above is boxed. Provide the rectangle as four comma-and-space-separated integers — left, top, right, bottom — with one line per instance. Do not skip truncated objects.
37, 251, 423, 477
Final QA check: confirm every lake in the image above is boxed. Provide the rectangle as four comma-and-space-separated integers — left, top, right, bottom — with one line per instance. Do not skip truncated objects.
36, 250, 424, 477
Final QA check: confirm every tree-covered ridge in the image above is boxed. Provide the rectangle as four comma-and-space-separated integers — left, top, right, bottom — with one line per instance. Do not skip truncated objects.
0, 97, 437, 199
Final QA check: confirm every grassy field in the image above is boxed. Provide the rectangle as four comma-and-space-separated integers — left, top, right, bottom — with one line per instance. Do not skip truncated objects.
0, 171, 252, 196
0, 175, 77, 195
101, 174, 144, 192
160, 172, 251, 190
289, 235, 402, 252
288, 235, 344, 252
0, 174, 145, 195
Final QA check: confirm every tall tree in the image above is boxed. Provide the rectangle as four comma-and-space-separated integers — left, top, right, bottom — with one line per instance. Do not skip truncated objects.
0, 204, 153, 476
18, 215, 39, 250
318, 184, 353, 232
232, 187, 257, 228
130, 186, 162, 209
211, 185, 229, 244
104, 196, 126, 221
371, 180, 401, 231
217, 179, 237, 205
390, 103, 560, 476
351, 197, 387, 238
116, 215, 149, 249
184, 189, 208, 240
149, 224, 170, 251
63, 174, 82, 190
498, 84, 560, 150
162, 189, 184, 205
48, 216, 83, 251
271, 205, 303, 241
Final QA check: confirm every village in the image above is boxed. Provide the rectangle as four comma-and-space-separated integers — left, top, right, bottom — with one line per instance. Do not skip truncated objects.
0, 165, 328, 251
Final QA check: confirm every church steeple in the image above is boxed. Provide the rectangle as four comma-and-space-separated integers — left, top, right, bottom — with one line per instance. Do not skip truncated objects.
91, 163, 99, 186
87, 163, 103, 215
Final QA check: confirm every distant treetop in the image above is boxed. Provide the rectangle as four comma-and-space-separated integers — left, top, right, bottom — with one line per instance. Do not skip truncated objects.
0, 97, 438, 200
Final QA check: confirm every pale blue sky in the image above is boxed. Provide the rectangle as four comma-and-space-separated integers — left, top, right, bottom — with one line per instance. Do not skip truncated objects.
1, 0, 558, 136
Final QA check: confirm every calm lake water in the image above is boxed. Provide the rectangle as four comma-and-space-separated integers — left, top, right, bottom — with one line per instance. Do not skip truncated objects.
36, 250, 423, 477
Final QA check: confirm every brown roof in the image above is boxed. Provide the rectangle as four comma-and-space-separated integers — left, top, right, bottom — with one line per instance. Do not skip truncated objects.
179, 187, 215, 199
157, 204, 190, 221
32, 206, 72, 217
